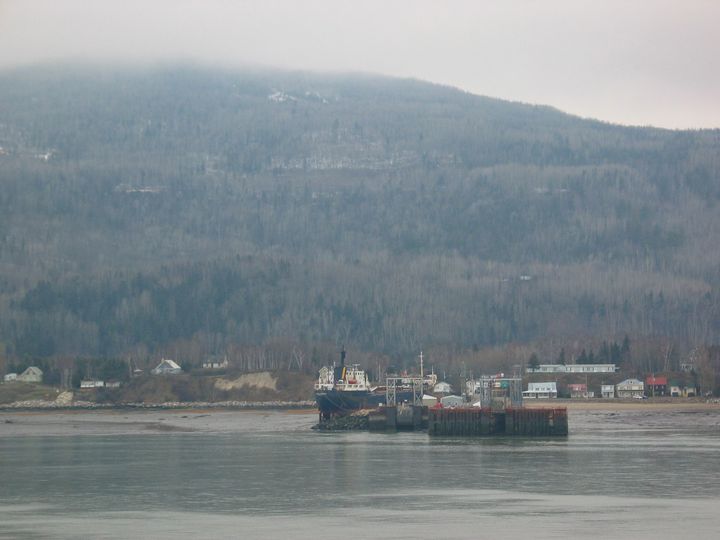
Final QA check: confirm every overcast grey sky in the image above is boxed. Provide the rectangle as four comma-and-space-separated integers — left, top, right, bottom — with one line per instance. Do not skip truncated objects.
1, 0, 718, 129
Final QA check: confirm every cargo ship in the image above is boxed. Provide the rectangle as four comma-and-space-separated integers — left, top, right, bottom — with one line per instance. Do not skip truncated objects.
314, 349, 436, 419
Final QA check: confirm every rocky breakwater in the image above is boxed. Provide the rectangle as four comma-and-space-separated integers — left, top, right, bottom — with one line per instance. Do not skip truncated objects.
313, 409, 371, 431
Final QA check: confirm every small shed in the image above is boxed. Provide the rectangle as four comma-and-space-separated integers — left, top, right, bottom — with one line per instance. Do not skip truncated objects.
17, 366, 43, 383
151, 359, 182, 375
3, 373, 17, 382
440, 395, 465, 408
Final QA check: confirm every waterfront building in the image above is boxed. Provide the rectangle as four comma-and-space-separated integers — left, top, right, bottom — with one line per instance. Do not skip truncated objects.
668, 381, 697, 397
523, 382, 558, 399
616, 378, 644, 398
601, 384, 615, 398
645, 376, 668, 396
568, 383, 594, 398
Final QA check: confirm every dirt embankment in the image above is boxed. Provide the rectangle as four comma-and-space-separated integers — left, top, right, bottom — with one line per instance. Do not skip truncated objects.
214, 372, 278, 392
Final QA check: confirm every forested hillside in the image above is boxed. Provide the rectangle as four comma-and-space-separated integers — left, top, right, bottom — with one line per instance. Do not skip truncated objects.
0, 64, 718, 369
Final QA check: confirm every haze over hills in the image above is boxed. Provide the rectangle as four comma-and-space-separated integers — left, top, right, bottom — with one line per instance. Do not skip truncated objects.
0, 64, 718, 368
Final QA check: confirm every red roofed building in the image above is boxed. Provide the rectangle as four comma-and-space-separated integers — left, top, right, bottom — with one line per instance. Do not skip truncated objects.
646, 376, 668, 396
568, 383, 593, 399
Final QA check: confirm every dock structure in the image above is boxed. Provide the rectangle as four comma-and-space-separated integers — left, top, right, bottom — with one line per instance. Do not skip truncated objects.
428, 407, 567, 437
369, 404, 428, 431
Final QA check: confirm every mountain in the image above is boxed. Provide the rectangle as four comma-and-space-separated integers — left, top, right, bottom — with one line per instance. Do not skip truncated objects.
0, 64, 718, 362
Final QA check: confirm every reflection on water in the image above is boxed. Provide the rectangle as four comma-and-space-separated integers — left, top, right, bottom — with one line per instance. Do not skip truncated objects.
1, 409, 719, 539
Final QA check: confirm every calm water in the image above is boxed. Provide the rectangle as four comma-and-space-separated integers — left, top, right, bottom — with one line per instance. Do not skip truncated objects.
1, 408, 719, 539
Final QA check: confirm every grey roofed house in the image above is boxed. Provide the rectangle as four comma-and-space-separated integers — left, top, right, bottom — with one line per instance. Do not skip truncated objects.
17, 366, 43, 383
151, 359, 182, 375
616, 378, 644, 398
523, 381, 558, 399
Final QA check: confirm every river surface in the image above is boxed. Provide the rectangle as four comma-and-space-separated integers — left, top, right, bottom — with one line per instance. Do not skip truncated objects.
1, 408, 719, 539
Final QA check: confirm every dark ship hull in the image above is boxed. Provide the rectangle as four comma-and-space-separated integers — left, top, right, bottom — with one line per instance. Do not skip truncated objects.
315, 388, 416, 417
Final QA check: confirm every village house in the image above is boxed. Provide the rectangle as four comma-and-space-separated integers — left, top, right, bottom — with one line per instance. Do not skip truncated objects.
670, 381, 697, 397
3, 373, 17, 383
17, 366, 43, 383
523, 382, 558, 399
645, 375, 668, 396
568, 383, 594, 399
151, 358, 182, 375
601, 384, 615, 399
105, 380, 122, 389
616, 378, 644, 398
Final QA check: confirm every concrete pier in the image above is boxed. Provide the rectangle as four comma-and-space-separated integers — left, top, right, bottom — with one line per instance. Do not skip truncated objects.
369, 405, 428, 432
428, 407, 567, 437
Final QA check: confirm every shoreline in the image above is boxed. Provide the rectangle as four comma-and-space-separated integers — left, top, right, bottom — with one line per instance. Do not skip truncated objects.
524, 399, 720, 412
0, 399, 316, 413
2, 398, 718, 414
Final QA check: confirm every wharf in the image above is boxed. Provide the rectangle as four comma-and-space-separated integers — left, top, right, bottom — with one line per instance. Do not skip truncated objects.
428, 407, 568, 437
317, 405, 568, 437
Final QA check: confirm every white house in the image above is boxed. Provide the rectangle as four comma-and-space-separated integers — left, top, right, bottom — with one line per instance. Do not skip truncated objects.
616, 378, 644, 398
527, 364, 618, 374
3, 373, 17, 382
80, 379, 105, 389
151, 359, 183, 375
105, 381, 122, 389
523, 382, 558, 399
17, 366, 43, 383
601, 384, 615, 399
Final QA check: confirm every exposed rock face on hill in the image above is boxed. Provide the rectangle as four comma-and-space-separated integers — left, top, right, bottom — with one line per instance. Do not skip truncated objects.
214, 372, 278, 392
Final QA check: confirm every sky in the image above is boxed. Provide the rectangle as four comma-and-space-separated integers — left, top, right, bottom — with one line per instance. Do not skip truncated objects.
1, 0, 718, 129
